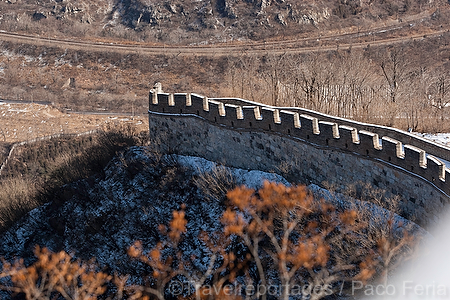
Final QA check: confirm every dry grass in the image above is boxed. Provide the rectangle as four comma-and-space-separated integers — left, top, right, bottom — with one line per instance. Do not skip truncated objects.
194, 165, 237, 202
0, 102, 148, 143
0, 177, 40, 229
2, 34, 450, 133
0, 123, 148, 233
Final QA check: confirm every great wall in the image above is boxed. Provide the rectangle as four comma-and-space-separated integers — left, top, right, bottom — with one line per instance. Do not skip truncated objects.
148, 91, 450, 228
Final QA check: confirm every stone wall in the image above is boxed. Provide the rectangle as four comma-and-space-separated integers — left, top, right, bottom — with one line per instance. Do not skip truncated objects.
148, 91, 450, 228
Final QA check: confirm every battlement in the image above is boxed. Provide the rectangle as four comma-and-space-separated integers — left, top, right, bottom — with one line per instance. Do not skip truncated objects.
149, 91, 450, 206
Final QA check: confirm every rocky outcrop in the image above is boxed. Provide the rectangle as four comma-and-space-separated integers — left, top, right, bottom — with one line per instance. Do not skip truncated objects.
52, 0, 84, 19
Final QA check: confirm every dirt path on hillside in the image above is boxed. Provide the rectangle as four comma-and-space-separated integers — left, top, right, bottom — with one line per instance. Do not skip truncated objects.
0, 9, 447, 56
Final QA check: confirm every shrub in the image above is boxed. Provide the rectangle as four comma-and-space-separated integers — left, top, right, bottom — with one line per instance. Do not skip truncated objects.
0, 182, 420, 300
0, 124, 147, 233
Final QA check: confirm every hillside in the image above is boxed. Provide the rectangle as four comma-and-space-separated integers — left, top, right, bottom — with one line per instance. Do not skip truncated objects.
0, 1, 446, 298
0, 148, 289, 279
0, 0, 447, 134
0, 146, 424, 299
0, 124, 149, 232
0, 102, 148, 143
0, 0, 448, 44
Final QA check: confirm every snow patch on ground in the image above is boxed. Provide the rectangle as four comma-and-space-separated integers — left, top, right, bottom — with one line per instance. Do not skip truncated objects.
177, 155, 290, 189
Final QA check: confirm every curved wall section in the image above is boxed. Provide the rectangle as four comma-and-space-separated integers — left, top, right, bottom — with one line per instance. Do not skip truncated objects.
148, 91, 450, 228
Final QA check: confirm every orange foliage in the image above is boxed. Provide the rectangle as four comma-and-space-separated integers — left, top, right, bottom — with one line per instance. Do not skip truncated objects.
127, 207, 190, 298
340, 210, 358, 225
221, 208, 246, 235
288, 238, 330, 270
226, 181, 312, 214
0, 246, 112, 300
356, 255, 379, 283
222, 180, 377, 300
0, 182, 411, 300
169, 210, 187, 241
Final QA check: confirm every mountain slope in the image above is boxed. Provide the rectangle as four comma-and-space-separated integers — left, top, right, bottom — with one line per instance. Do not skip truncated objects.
0, 147, 288, 281
0, 0, 447, 44
0, 146, 424, 288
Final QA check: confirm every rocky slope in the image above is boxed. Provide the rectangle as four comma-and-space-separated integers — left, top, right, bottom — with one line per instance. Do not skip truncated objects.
0, 146, 289, 283
0, 0, 446, 43
0, 146, 425, 290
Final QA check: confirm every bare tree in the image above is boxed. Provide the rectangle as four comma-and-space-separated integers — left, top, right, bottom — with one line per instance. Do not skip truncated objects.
378, 46, 412, 104
261, 52, 288, 106
222, 181, 374, 300
427, 69, 450, 126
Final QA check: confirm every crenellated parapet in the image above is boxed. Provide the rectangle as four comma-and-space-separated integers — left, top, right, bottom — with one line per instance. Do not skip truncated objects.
149, 91, 450, 224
